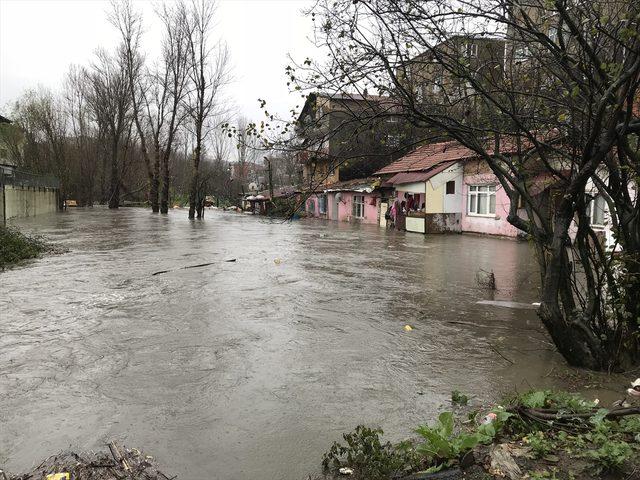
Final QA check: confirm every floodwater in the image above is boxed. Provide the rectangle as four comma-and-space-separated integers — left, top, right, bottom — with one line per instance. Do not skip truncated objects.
0, 208, 622, 479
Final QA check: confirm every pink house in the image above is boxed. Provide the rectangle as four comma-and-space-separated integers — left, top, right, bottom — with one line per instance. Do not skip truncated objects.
374, 140, 528, 238
461, 158, 522, 237
306, 178, 381, 224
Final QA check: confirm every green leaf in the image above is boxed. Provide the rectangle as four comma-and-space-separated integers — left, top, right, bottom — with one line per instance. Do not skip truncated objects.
522, 390, 548, 408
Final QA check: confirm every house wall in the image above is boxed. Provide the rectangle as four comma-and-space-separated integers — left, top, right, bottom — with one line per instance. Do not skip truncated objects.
2, 185, 58, 222
461, 159, 521, 237
425, 181, 444, 213
425, 213, 462, 233
305, 194, 328, 218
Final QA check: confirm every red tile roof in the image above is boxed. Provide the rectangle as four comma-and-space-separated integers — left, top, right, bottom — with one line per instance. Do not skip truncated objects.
386, 161, 456, 184
375, 141, 478, 175
323, 177, 380, 192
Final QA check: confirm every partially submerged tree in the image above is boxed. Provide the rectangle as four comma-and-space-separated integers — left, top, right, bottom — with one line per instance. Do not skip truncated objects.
111, 0, 190, 213
9, 89, 70, 208
184, 0, 229, 219
289, 0, 640, 370
86, 49, 133, 209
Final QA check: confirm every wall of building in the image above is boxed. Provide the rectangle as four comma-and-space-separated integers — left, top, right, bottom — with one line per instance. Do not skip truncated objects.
305, 194, 329, 218
425, 213, 462, 233
326, 191, 379, 224
461, 161, 520, 237
2, 185, 58, 222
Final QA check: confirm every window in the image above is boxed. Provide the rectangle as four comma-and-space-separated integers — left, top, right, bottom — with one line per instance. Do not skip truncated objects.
514, 46, 530, 63
318, 195, 327, 214
468, 185, 496, 216
432, 71, 443, 94
587, 195, 606, 227
386, 132, 401, 148
548, 26, 558, 42
446, 181, 455, 195
467, 42, 478, 58
353, 195, 365, 219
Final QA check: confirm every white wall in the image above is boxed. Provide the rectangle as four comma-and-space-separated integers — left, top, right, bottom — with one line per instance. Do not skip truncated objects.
2, 185, 58, 221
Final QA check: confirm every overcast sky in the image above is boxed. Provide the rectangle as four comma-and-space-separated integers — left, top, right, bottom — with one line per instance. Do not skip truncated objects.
0, 0, 317, 123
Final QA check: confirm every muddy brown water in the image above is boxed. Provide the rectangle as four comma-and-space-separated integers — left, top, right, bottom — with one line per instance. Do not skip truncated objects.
0, 208, 627, 479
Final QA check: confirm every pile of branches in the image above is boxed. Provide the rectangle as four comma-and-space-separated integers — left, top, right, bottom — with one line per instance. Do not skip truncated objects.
508, 405, 640, 433
6, 442, 174, 480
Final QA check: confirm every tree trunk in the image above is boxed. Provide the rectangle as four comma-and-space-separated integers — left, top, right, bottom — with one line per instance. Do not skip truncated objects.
537, 212, 608, 370
160, 155, 169, 214
108, 142, 119, 209
188, 145, 201, 219
150, 176, 160, 213
150, 149, 160, 213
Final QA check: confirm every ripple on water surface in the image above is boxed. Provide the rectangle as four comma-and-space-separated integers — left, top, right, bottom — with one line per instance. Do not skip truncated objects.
0, 208, 623, 479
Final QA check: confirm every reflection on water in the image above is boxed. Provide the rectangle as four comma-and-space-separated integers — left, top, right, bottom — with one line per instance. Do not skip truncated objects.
0, 208, 622, 479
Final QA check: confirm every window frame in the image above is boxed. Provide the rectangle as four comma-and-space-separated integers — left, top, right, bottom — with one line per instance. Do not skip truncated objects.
318, 195, 327, 214
352, 195, 365, 219
587, 194, 606, 228
467, 185, 497, 217
445, 180, 456, 195
467, 42, 478, 58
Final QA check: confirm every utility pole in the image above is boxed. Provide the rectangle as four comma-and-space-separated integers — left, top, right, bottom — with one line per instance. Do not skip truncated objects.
266, 156, 274, 200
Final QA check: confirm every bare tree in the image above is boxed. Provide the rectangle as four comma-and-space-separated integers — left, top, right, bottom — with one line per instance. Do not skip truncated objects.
235, 116, 260, 184
10, 89, 70, 208
86, 49, 133, 209
111, 0, 190, 213
184, 0, 230, 219
288, 0, 640, 370
157, 1, 191, 213
65, 66, 99, 206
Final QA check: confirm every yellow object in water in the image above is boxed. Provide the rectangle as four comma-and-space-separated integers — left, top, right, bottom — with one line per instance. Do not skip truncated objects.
404, 325, 413, 331
46, 474, 70, 480
274, 258, 282, 265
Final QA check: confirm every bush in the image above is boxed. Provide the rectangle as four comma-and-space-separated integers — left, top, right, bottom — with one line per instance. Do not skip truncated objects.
322, 426, 420, 479
0, 226, 50, 270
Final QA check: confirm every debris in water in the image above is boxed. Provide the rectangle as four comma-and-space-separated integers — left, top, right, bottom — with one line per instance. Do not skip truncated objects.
476, 268, 496, 290
152, 259, 237, 275
482, 412, 498, 424
404, 325, 413, 331
628, 378, 640, 397
46, 474, 69, 480
476, 300, 537, 310
338, 467, 354, 475
531, 302, 541, 306
8, 443, 172, 480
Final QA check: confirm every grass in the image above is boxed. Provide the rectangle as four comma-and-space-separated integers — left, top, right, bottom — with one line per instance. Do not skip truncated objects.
0, 225, 52, 270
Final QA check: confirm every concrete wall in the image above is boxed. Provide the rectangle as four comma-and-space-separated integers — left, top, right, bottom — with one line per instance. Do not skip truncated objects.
2, 185, 58, 222
425, 213, 462, 233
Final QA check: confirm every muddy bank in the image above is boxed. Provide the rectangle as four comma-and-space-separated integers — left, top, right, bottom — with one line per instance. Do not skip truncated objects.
0, 208, 629, 479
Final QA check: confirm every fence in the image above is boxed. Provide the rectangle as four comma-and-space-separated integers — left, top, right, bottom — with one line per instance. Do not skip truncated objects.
0, 169, 60, 189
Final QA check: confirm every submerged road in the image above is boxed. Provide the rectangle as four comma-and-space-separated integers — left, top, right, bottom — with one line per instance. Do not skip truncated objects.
0, 208, 612, 479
